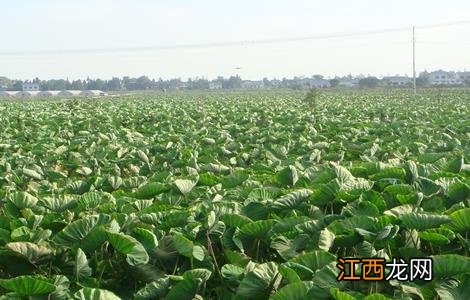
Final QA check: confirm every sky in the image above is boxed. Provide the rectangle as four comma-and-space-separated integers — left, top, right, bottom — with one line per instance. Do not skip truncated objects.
1, 0, 470, 80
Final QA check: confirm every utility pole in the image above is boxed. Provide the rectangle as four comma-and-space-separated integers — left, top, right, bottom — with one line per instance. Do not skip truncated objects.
412, 26, 416, 95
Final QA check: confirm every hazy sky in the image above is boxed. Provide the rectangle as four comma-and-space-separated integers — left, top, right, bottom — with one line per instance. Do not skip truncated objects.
1, 0, 469, 80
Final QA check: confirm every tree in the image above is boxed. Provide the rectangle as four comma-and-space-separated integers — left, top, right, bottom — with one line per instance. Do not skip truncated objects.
122, 77, 136, 90
39, 81, 49, 91
329, 78, 340, 88
358, 77, 380, 89
224, 75, 242, 89
135, 76, 152, 90
85, 78, 105, 90
12, 80, 23, 91
263, 77, 271, 88
106, 77, 122, 91
168, 78, 182, 90
190, 78, 209, 90
0, 77, 11, 90
71, 80, 84, 90
46, 79, 67, 90
416, 71, 430, 87
155, 78, 166, 90
65, 79, 73, 90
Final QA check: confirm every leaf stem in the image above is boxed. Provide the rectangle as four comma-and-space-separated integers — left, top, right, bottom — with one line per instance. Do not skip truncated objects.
206, 230, 225, 286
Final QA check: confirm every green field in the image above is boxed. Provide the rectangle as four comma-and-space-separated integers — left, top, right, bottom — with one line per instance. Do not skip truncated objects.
0, 90, 469, 299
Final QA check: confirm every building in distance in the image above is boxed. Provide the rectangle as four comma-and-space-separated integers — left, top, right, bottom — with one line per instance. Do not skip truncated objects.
383, 76, 412, 86
22, 82, 40, 91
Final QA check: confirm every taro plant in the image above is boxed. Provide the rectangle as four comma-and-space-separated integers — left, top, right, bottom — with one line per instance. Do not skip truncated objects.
0, 89, 468, 299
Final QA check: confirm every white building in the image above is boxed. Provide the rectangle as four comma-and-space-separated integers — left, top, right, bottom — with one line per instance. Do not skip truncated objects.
209, 82, 222, 90
338, 79, 359, 88
309, 78, 331, 88
241, 80, 264, 89
457, 71, 470, 83
383, 76, 412, 86
429, 70, 462, 85
293, 77, 330, 88
22, 82, 40, 91
178, 82, 189, 90
270, 79, 281, 88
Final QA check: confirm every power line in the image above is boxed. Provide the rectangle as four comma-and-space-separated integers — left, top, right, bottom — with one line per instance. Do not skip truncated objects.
417, 41, 470, 46
415, 19, 470, 29
1, 19, 469, 57
0, 30, 412, 56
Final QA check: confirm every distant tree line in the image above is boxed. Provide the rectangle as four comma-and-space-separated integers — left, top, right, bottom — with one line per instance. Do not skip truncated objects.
0, 72, 468, 92
0, 75, 246, 91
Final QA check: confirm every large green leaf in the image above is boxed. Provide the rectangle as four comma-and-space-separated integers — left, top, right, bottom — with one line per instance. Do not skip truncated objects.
22, 168, 43, 180
369, 167, 405, 181
221, 264, 245, 282
75, 248, 92, 280
183, 268, 212, 281
165, 278, 201, 300
221, 214, 253, 228
240, 219, 275, 239
39, 195, 76, 212
235, 262, 281, 300
364, 294, 390, 300
49, 275, 70, 300
106, 231, 149, 266
435, 276, 470, 300
307, 263, 342, 298
272, 216, 310, 233
8, 192, 38, 209
0, 275, 55, 296
447, 208, 470, 232
310, 180, 340, 206
432, 254, 470, 278
53, 214, 111, 247
221, 170, 249, 188
174, 179, 197, 195
445, 157, 464, 173
77, 191, 107, 210
278, 264, 301, 283
318, 228, 335, 251
134, 278, 170, 300
399, 212, 450, 230
330, 288, 356, 300
132, 227, 158, 250
418, 228, 455, 245
270, 281, 314, 300
277, 165, 298, 187
202, 163, 230, 174
272, 189, 312, 210
73, 288, 121, 300
270, 236, 300, 261
133, 182, 169, 199
446, 182, 470, 203
5, 242, 52, 264
172, 233, 194, 258
290, 250, 336, 272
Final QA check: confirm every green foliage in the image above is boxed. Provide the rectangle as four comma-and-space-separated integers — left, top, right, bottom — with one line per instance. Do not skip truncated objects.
0, 90, 468, 298
302, 88, 320, 109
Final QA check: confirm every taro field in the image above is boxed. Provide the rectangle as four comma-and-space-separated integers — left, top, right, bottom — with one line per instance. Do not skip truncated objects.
0, 90, 469, 299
